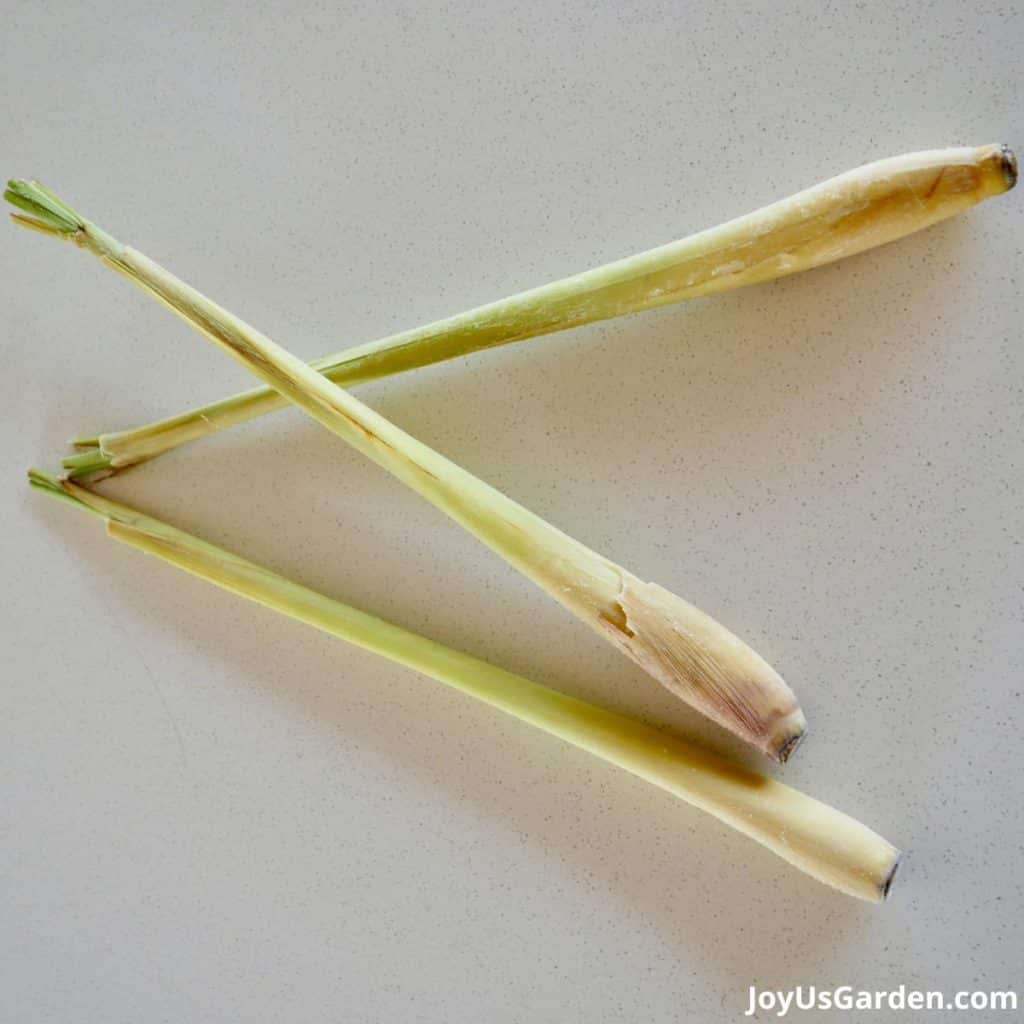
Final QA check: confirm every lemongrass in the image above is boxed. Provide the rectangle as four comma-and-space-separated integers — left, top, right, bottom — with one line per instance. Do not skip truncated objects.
43, 143, 1016, 478
27, 469, 900, 901
6, 181, 807, 761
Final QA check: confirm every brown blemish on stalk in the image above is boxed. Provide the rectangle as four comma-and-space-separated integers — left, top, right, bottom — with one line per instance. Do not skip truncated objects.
183, 303, 446, 481
905, 165, 977, 208
922, 167, 947, 200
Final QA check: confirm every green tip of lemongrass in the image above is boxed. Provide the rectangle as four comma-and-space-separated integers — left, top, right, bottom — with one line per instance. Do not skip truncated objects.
5, 180, 85, 235
27, 467, 68, 498
26, 468, 98, 516
6, 180, 123, 260
26, 468, 128, 525
62, 447, 114, 478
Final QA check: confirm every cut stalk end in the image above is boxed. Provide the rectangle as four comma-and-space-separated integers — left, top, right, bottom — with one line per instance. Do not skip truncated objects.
63, 447, 115, 479
773, 716, 808, 763
880, 851, 902, 901
998, 144, 1018, 190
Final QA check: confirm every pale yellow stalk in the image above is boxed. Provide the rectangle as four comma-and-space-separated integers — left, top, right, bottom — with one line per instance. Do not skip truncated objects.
6, 179, 807, 760
28, 469, 900, 901
48, 143, 1016, 478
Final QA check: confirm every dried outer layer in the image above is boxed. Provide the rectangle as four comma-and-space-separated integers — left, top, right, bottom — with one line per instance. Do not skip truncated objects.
28, 470, 899, 902
611, 578, 806, 761
52, 143, 1016, 476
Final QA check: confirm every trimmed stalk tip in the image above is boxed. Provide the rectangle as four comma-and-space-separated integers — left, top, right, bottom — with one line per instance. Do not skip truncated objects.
999, 145, 1018, 190
63, 448, 115, 478
880, 852, 902, 901
775, 725, 807, 764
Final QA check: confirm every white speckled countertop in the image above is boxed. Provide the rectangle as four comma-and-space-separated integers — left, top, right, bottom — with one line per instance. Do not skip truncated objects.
2, 2, 1021, 1020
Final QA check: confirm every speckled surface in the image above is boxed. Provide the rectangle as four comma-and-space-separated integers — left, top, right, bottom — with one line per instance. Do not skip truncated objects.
2, 2, 1021, 1020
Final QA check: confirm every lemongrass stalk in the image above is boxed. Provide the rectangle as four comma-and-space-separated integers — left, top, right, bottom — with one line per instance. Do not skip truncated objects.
27, 469, 899, 901
7, 181, 807, 761
41, 144, 1016, 477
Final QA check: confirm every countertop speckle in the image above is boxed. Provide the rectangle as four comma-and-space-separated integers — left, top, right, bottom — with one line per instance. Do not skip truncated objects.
2, 2, 1021, 1020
